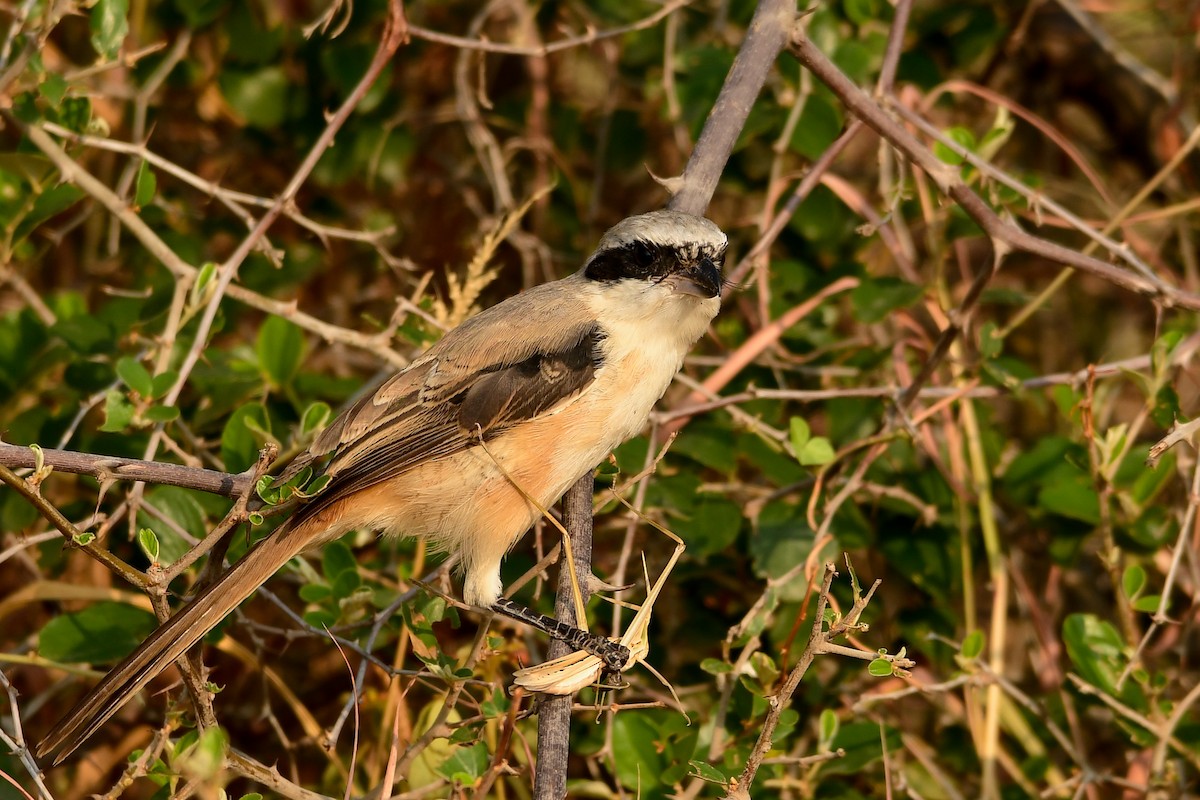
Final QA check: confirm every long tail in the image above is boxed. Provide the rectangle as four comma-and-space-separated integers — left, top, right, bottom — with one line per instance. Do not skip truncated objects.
37, 521, 311, 765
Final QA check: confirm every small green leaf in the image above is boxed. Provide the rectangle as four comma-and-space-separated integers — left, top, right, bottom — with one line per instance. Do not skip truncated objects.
181, 725, 228, 780
1122, 564, 1146, 600
687, 760, 729, 784
256, 475, 282, 504
674, 497, 742, 559
192, 262, 218, 304
1132, 594, 1162, 614
150, 370, 178, 397
137, 527, 160, 562
435, 742, 489, 783
480, 687, 509, 716
220, 66, 289, 128
39, 602, 157, 663
978, 321, 1003, 359
89, 0, 129, 60
700, 657, 732, 675
1037, 479, 1101, 525
750, 651, 779, 688
933, 126, 976, 165
257, 316, 305, 387
39, 73, 68, 107
221, 402, 271, 472
611, 714, 665, 791
248, 511, 264, 525
1150, 330, 1185, 378
842, 0, 880, 25
1063, 613, 1127, 696
960, 630, 985, 660
868, 657, 894, 677
144, 405, 179, 423
322, 540, 357, 580
818, 708, 840, 747
100, 388, 135, 432
115, 357, 153, 396
73, 531, 95, 546
134, 160, 156, 208
799, 436, 835, 466
299, 583, 331, 603
789, 417, 811, 453
301, 473, 331, 497
301, 401, 331, 435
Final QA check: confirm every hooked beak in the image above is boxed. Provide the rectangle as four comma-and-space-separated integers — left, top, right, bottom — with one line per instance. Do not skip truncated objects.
666, 257, 722, 298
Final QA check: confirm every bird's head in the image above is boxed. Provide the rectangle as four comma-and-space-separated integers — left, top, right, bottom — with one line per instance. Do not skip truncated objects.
581, 210, 728, 304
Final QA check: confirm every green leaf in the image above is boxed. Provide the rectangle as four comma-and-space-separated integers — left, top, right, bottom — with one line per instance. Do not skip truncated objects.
868, 658, 894, 676
750, 651, 779, 688
144, 405, 180, 423
842, 0, 880, 25
789, 417, 811, 453
221, 402, 271, 472
700, 658, 732, 675
150, 370, 178, 397
799, 436, 835, 466
851, 277, 923, 323
220, 67, 289, 128
39, 602, 157, 663
89, 0, 129, 60
1037, 478, 1101, 525
39, 73, 69, 107
116, 356, 153, 396
257, 316, 305, 387
299, 583, 331, 603
818, 708, 840, 748
933, 126, 976, 165
100, 388, 135, 432
301, 401, 331, 435
331, 567, 362, 600
139, 486, 209, 563
1063, 613, 1127, 696
1122, 564, 1146, 600
824, 721, 902, 776
14, 184, 85, 244
181, 726, 228, 780
322, 540, 357, 580
134, 160, 157, 208
960, 630, 984, 660
687, 760, 728, 784
192, 262, 218, 303
611, 714, 665, 791
978, 321, 1003, 359
137, 528, 160, 563
674, 497, 742, 559
1132, 594, 1162, 614
435, 742, 489, 783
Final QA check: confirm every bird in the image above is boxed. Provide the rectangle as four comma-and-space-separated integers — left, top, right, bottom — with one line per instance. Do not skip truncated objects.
36, 208, 727, 764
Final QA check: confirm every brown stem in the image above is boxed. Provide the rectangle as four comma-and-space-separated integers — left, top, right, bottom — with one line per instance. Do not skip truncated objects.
0, 442, 252, 498
667, 0, 793, 216
533, 474, 594, 800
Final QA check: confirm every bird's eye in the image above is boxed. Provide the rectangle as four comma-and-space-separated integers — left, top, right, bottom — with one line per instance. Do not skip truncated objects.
632, 241, 656, 268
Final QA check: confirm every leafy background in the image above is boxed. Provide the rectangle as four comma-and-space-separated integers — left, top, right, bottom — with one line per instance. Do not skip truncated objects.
2, 0, 1199, 798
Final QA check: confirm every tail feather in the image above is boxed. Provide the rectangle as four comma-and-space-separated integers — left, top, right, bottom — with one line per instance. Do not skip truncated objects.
37, 523, 306, 765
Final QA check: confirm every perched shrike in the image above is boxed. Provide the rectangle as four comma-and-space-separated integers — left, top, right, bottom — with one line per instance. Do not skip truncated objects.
37, 209, 727, 764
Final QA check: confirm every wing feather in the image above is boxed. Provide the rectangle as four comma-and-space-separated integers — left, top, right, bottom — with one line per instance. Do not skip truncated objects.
291, 283, 603, 520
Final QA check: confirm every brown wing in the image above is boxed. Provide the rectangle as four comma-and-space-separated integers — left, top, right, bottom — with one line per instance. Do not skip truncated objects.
292, 282, 603, 520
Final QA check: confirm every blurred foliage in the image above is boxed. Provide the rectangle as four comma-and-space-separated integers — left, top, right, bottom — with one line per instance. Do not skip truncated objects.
2, 0, 1200, 798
